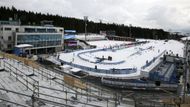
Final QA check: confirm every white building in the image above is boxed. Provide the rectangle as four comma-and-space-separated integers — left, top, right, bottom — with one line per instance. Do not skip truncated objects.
0, 20, 64, 54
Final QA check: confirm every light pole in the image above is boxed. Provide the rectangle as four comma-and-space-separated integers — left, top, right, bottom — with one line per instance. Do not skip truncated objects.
129, 24, 132, 38
84, 16, 88, 41
183, 40, 188, 103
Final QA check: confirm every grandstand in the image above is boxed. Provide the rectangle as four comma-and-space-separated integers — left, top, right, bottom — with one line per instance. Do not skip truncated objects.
0, 54, 125, 107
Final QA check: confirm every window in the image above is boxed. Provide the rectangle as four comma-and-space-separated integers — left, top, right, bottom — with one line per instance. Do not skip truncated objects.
5, 27, 11, 31
47, 29, 56, 32
8, 36, 12, 41
1, 36, 3, 39
37, 28, 46, 32
7, 44, 12, 49
16, 28, 19, 32
0, 27, 3, 31
59, 29, 63, 32
25, 28, 35, 32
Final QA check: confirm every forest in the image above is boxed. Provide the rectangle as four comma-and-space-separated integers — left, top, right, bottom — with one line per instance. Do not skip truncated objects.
0, 6, 182, 39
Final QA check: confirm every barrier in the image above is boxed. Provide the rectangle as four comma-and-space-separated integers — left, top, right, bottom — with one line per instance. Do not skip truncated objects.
77, 45, 128, 65
64, 75, 87, 90
149, 62, 178, 83
77, 41, 152, 65
0, 52, 40, 70
3, 59, 39, 98
60, 59, 137, 75
101, 78, 178, 90
141, 50, 166, 69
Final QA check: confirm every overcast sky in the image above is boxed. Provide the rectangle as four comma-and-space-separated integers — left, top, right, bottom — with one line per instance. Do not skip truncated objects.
0, 0, 190, 33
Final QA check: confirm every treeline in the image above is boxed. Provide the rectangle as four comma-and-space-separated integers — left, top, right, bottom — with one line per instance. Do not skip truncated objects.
0, 6, 182, 39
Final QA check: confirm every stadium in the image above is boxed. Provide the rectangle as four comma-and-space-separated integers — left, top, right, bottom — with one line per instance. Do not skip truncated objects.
57, 38, 184, 90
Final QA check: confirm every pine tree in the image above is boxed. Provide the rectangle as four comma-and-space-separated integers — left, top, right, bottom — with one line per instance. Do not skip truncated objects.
0, 6, 183, 39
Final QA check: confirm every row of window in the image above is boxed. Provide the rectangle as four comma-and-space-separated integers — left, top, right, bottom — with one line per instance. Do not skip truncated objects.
17, 41, 61, 47
5, 28, 11, 31
0, 21, 19, 25
8, 44, 12, 49
24, 28, 62, 33
17, 34, 62, 42
0, 36, 12, 40
17, 34, 62, 47
0, 27, 19, 31
0, 27, 62, 32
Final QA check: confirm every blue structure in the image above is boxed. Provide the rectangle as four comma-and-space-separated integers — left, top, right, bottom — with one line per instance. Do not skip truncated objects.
64, 30, 77, 49
14, 47, 24, 56
64, 30, 76, 39
64, 35, 76, 40
149, 63, 178, 83
13, 44, 33, 56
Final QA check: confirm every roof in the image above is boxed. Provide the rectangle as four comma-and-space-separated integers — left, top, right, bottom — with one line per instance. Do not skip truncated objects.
70, 68, 82, 73
60, 65, 71, 69
15, 44, 33, 48
64, 30, 76, 33
64, 35, 76, 39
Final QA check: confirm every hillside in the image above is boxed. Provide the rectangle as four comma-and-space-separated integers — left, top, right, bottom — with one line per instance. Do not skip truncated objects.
0, 6, 181, 39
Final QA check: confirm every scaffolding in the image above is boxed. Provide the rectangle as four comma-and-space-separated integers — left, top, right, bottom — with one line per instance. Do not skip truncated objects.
0, 55, 114, 107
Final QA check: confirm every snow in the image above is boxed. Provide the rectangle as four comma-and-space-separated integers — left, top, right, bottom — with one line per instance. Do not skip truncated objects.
181, 36, 190, 40
70, 68, 82, 73
61, 65, 71, 69
0, 39, 184, 106
0, 58, 132, 107
87, 40, 132, 48
76, 34, 106, 41
59, 40, 184, 79
15, 44, 33, 48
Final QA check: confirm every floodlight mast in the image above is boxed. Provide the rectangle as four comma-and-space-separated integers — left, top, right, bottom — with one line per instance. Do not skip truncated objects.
129, 24, 132, 37
84, 16, 88, 41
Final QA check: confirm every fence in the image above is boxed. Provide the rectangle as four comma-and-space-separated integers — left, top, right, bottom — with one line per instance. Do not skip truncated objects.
60, 60, 137, 75
2, 59, 39, 106
64, 75, 87, 90
3, 59, 40, 94
77, 48, 125, 64
60, 48, 137, 75
101, 78, 178, 91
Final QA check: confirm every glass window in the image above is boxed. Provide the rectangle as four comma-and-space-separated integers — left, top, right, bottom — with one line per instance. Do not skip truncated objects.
7, 44, 12, 49
25, 28, 35, 32
37, 28, 46, 32
16, 34, 62, 47
16, 28, 19, 32
8, 36, 12, 41
5, 27, 11, 31
47, 29, 56, 32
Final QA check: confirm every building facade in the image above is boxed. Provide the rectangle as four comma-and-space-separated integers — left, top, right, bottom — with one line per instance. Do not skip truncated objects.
0, 20, 64, 54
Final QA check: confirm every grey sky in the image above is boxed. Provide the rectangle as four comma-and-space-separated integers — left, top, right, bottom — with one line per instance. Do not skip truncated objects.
0, 0, 190, 33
